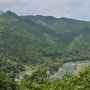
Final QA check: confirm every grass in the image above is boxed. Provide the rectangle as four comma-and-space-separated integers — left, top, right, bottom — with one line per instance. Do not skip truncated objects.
76, 62, 90, 73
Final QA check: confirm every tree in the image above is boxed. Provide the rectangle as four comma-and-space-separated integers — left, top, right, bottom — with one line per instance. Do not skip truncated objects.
20, 66, 49, 90
0, 72, 18, 90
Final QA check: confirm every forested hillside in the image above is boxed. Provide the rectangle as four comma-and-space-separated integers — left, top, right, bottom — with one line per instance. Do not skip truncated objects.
0, 11, 90, 66
0, 11, 62, 65
0, 11, 90, 74
0, 11, 90, 90
22, 14, 90, 62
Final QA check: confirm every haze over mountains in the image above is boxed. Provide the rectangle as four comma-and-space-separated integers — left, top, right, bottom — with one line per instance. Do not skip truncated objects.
0, 10, 4, 15
0, 10, 90, 75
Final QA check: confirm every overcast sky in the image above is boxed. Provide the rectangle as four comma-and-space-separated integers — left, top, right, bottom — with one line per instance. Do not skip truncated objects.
0, 0, 90, 20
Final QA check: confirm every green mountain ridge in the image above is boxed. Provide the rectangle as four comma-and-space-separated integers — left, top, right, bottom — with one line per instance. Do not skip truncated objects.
0, 11, 90, 74
1, 11, 90, 90
0, 11, 63, 66
22, 15, 90, 45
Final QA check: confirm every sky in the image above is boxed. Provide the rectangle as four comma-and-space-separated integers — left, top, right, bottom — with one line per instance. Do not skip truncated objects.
0, 0, 90, 20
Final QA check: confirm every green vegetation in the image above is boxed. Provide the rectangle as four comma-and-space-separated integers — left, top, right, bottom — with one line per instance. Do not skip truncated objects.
22, 15, 90, 62
0, 11, 62, 66
0, 71, 18, 90
76, 61, 89, 73
0, 65, 90, 90
0, 11, 90, 89
0, 11, 90, 66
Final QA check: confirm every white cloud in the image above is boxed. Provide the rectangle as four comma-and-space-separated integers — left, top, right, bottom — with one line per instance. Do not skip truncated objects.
0, 0, 90, 20
0, 0, 30, 9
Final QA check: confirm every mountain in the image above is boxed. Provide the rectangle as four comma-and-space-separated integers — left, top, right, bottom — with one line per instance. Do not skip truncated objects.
1, 10, 19, 19
22, 15, 58, 29
0, 10, 4, 15
22, 16, 90, 33
52, 17, 90, 34
0, 11, 90, 90
22, 15, 90, 44
0, 11, 63, 66
67, 33, 90, 59
0, 11, 90, 68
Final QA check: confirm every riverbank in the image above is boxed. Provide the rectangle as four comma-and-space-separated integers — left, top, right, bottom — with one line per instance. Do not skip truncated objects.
50, 60, 90, 79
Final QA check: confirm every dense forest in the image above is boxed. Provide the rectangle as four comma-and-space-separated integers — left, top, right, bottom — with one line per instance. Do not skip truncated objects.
0, 11, 90, 89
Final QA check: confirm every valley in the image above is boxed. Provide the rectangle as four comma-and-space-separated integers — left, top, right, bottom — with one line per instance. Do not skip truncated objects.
17, 60, 90, 81
0, 11, 90, 90
51, 60, 90, 79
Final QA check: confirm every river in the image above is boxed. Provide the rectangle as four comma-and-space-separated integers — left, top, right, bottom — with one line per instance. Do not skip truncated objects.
50, 60, 90, 79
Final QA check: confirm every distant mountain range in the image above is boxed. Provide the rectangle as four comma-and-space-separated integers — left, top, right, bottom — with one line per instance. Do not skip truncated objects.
0, 10, 4, 15
0, 10, 90, 68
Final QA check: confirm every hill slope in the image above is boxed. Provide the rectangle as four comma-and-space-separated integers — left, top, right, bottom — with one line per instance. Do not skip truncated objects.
0, 11, 90, 67
0, 11, 63, 66
22, 15, 58, 29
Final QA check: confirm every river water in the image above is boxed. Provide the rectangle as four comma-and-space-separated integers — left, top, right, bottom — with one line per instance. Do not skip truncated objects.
50, 60, 90, 79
